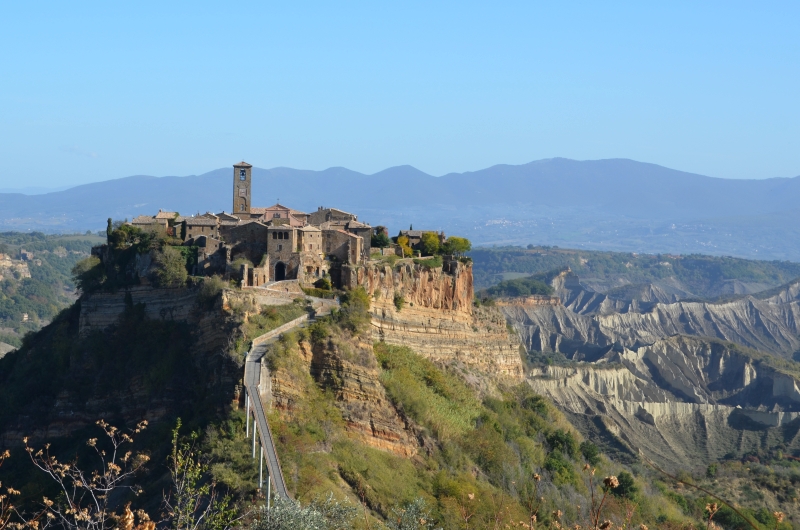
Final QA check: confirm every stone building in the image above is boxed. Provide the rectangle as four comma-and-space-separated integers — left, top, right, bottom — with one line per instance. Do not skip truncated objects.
308, 207, 357, 226
399, 229, 445, 250
127, 161, 376, 287
320, 219, 372, 258
183, 216, 219, 240
185, 235, 228, 276
225, 221, 270, 266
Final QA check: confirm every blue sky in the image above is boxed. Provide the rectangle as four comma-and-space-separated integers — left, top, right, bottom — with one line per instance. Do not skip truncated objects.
1, 1, 798, 188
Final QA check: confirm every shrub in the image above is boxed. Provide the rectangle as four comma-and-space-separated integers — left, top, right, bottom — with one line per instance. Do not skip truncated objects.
335, 286, 371, 333
151, 246, 188, 287
198, 275, 226, 306
314, 277, 332, 290
393, 292, 405, 311
413, 256, 442, 269
372, 232, 391, 249
612, 471, 639, 500
580, 441, 601, 465
71, 256, 106, 293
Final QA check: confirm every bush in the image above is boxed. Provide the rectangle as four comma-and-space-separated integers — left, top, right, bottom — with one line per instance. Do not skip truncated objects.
198, 275, 227, 307
612, 471, 639, 500
314, 277, 332, 290
249, 495, 357, 530
151, 246, 188, 287
335, 287, 371, 333
413, 256, 442, 269
393, 292, 405, 311
580, 441, 601, 465
372, 232, 391, 249
71, 256, 106, 293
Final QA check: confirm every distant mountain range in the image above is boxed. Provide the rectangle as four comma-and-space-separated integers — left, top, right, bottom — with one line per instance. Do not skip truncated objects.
2, 158, 799, 260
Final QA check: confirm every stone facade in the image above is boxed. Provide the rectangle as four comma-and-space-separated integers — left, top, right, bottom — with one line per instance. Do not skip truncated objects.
185, 235, 228, 275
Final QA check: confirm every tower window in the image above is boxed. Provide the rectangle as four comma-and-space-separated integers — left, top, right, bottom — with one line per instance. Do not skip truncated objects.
239, 169, 246, 180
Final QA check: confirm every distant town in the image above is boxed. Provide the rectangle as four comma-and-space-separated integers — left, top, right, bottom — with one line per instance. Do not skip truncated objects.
127, 161, 452, 288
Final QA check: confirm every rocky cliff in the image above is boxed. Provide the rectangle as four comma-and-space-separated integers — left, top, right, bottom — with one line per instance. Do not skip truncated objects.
0, 286, 242, 446
508, 270, 800, 360
502, 269, 800, 467
264, 332, 418, 458
345, 259, 524, 384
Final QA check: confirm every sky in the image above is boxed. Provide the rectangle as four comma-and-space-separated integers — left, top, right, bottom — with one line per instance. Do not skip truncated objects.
1, 1, 799, 189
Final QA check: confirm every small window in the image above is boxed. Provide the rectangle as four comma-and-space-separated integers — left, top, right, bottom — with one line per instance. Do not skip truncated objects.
239, 169, 246, 180
273, 213, 281, 218
278, 244, 282, 251
272, 232, 277, 239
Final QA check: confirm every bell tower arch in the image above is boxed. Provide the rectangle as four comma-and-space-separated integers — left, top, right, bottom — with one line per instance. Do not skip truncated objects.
233, 161, 253, 216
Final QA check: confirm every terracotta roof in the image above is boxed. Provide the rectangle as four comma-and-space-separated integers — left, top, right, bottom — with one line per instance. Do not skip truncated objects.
233, 161, 252, 167
346, 220, 371, 229
155, 210, 178, 219
299, 225, 321, 232
199, 212, 219, 219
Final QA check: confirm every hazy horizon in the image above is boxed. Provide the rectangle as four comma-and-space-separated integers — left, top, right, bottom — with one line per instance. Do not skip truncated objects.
2, 2, 800, 188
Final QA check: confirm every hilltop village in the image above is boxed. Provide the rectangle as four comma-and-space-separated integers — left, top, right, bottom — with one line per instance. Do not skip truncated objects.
128, 161, 459, 288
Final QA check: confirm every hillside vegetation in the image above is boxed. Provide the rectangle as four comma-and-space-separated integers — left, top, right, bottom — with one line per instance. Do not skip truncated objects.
0, 232, 102, 346
471, 246, 800, 298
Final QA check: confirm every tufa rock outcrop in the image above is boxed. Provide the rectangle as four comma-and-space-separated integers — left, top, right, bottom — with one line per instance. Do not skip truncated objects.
345, 259, 524, 383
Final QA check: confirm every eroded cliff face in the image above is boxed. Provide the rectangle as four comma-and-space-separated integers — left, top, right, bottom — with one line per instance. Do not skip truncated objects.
1, 286, 243, 446
266, 335, 418, 457
501, 270, 800, 467
345, 260, 524, 383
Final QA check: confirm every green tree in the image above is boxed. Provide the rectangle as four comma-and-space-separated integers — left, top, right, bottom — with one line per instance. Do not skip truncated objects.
371, 232, 390, 249
420, 232, 440, 256
335, 286, 371, 333
106, 218, 113, 243
442, 236, 471, 257
72, 256, 106, 293
151, 246, 188, 288
612, 471, 639, 500
180, 220, 187, 241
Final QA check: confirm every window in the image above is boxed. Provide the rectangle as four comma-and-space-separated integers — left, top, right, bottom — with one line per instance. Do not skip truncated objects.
240, 204, 245, 212
273, 213, 281, 218
272, 232, 277, 239
239, 169, 246, 180
278, 244, 282, 251
284, 232, 289, 239
278, 232, 283, 240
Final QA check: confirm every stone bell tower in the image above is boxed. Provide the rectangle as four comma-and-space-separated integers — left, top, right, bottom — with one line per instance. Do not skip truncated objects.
233, 161, 253, 216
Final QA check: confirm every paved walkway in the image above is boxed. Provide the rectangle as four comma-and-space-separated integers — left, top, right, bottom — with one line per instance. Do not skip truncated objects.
242, 293, 339, 500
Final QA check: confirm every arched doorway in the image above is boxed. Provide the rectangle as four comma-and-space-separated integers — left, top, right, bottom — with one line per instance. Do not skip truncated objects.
275, 262, 286, 281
